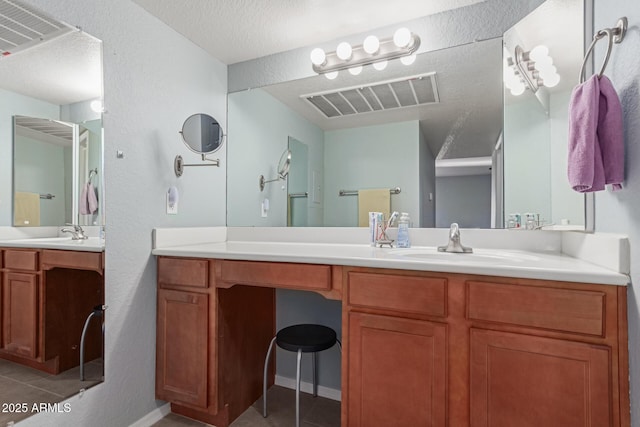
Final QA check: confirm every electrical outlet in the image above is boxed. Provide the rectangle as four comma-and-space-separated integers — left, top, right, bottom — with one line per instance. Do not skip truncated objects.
261, 198, 269, 217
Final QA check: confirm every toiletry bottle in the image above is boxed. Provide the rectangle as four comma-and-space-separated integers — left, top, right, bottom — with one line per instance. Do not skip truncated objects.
396, 212, 411, 248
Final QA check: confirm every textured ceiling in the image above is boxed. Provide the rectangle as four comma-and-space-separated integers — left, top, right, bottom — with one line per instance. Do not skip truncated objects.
0, 30, 102, 105
131, 0, 487, 64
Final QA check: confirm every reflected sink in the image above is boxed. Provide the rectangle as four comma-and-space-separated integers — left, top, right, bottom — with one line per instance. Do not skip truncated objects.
388, 247, 541, 263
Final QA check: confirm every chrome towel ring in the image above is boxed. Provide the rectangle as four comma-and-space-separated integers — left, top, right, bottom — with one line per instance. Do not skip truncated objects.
579, 17, 627, 83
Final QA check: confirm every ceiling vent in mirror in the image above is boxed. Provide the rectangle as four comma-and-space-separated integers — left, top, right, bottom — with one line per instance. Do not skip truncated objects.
0, 0, 72, 57
302, 72, 439, 118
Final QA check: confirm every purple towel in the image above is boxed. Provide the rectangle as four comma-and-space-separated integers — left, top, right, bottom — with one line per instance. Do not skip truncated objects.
568, 74, 624, 192
79, 182, 99, 215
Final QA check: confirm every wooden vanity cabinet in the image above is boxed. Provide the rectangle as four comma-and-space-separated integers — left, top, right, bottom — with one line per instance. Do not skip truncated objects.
0, 248, 104, 374
342, 268, 630, 427
155, 258, 630, 427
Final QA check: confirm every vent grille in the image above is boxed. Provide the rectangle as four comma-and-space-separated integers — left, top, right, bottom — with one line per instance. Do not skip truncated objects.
0, 0, 71, 56
303, 72, 439, 118
15, 115, 73, 145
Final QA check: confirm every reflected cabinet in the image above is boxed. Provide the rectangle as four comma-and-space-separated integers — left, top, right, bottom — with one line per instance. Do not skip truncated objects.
156, 257, 630, 426
0, 248, 104, 374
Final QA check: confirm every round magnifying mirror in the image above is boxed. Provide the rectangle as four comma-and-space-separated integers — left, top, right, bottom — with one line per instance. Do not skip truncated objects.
180, 113, 224, 154
278, 149, 292, 179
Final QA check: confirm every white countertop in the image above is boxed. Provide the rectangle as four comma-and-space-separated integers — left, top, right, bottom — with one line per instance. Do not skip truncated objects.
152, 233, 629, 286
0, 236, 105, 252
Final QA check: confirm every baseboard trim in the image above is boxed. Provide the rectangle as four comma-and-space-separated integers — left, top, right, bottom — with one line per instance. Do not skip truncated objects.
275, 375, 341, 402
129, 403, 171, 427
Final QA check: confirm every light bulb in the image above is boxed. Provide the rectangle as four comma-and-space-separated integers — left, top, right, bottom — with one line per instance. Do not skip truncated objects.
503, 66, 516, 81
538, 65, 557, 80
543, 72, 561, 87
363, 35, 380, 54
310, 48, 326, 66
393, 27, 412, 48
529, 45, 549, 62
373, 60, 388, 71
90, 100, 103, 113
336, 42, 352, 60
510, 83, 526, 96
325, 71, 338, 80
348, 66, 363, 76
534, 55, 553, 72
400, 53, 416, 66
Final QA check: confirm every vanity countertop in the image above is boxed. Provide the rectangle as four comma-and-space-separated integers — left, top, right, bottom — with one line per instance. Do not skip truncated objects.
152, 239, 629, 286
0, 236, 105, 252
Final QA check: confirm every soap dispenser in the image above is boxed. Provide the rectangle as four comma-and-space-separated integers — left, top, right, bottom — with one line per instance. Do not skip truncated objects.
396, 212, 411, 248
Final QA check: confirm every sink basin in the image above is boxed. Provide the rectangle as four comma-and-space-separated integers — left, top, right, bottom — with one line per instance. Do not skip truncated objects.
388, 247, 541, 263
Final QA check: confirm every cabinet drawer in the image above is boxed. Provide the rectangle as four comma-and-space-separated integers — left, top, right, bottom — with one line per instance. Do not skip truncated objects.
347, 272, 447, 317
219, 260, 331, 291
42, 250, 102, 272
467, 281, 605, 336
4, 250, 39, 271
158, 257, 208, 288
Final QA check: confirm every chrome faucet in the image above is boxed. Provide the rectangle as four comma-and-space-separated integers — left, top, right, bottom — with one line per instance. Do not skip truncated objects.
437, 223, 473, 253
61, 224, 89, 240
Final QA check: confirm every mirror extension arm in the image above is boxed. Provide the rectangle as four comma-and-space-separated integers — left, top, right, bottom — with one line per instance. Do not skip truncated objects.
174, 154, 220, 177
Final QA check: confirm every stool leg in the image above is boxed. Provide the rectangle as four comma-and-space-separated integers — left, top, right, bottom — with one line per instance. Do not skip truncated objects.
312, 352, 317, 397
296, 349, 302, 427
79, 312, 97, 381
263, 337, 276, 418
337, 339, 342, 352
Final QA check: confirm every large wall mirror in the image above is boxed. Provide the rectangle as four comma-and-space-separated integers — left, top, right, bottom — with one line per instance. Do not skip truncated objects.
0, 0, 104, 423
227, 0, 589, 230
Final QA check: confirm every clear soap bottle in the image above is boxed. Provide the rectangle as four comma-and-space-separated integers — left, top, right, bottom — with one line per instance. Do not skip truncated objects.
396, 212, 411, 248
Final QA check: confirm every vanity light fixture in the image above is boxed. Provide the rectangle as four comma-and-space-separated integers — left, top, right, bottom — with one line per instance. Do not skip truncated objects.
503, 44, 561, 96
310, 27, 421, 79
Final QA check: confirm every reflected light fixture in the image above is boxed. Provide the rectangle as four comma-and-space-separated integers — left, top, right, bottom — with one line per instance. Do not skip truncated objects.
310, 27, 420, 79
503, 44, 561, 96
90, 99, 104, 113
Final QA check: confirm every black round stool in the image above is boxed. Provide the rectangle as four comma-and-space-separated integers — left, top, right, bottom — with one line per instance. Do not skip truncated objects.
262, 324, 341, 427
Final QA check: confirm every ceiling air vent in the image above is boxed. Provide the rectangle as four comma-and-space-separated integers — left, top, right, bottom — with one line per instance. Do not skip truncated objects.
303, 72, 439, 118
0, 0, 72, 57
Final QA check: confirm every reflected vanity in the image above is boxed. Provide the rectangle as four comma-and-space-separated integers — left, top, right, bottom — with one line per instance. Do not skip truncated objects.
0, 0, 105, 424
226, 0, 589, 231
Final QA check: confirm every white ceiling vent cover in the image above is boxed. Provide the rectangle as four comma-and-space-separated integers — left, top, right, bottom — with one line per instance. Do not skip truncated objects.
0, 0, 72, 57
303, 72, 439, 118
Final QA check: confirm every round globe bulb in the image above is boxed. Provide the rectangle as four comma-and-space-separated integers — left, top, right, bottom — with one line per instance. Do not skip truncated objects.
538, 65, 557, 80
373, 60, 388, 71
510, 84, 526, 96
363, 35, 380, 54
543, 73, 561, 88
393, 27, 412, 48
325, 71, 338, 80
348, 65, 363, 76
90, 100, 103, 113
534, 55, 553, 72
400, 53, 417, 66
310, 48, 326, 66
336, 42, 352, 60
529, 45, 549, 62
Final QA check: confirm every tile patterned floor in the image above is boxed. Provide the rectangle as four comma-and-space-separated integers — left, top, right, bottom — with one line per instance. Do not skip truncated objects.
153, 386, 341, 427
0, 358, 102, 425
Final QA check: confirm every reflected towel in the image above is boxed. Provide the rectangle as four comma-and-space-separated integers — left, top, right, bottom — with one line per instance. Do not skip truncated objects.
568, 74, 624, 192
14, 192, 40, 227
80, 182, 99, 215
357, 189, 390, 227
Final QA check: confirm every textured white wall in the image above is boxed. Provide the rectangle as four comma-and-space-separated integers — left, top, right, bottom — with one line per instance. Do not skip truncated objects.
18, 0, 227, 426
592, 1, 640, 425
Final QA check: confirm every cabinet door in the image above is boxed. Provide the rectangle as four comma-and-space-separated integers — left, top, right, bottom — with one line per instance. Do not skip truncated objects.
2, 272, 39, 359
347, 312, 447, 426
156, 288, 209, 408
470, 328, 611, 427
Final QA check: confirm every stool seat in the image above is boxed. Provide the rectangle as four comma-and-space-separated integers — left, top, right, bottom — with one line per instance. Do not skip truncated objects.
276, 324, 337, 353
